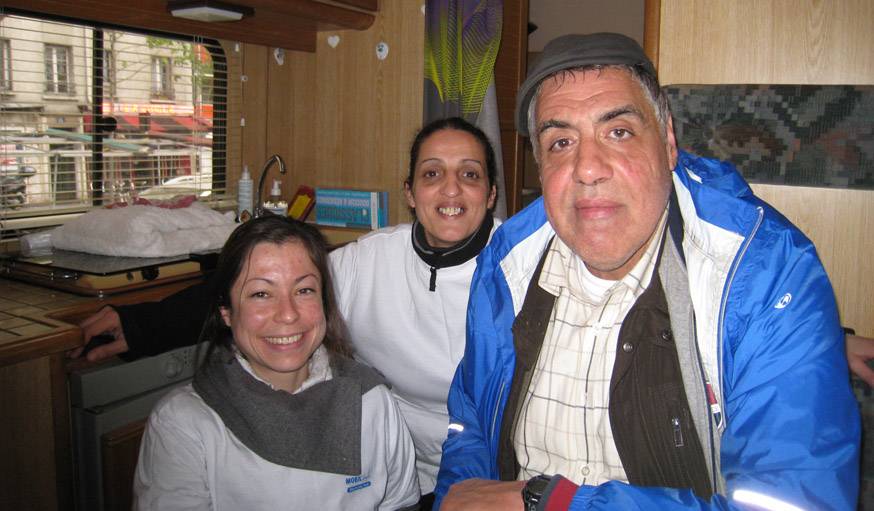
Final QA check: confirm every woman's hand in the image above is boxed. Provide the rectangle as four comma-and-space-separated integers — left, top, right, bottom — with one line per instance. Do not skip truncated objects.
67, 306, 130, 362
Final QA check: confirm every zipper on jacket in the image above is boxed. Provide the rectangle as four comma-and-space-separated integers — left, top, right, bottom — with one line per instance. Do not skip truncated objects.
691, 310, 719, 493
490, 380, 507, 441
428, 266, 437, 291
716, 205, 763, 429
671, 417, 685, 447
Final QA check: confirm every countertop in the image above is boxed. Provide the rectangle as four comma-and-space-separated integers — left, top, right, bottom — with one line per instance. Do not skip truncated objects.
0, 276, 202, 366
0, 279, 91, 365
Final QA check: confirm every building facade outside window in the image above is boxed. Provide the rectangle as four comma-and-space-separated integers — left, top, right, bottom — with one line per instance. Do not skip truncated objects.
44, 44, 72, 94
0, 14, 228, 239
0, 39, 11, 91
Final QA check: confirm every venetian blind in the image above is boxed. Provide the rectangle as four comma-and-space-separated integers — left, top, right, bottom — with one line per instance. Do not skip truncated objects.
0, 11, 230, 239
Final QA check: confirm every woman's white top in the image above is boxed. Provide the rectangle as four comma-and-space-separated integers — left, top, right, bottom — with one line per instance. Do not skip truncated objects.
133, 348, 419, 510
330, 222, 496, 493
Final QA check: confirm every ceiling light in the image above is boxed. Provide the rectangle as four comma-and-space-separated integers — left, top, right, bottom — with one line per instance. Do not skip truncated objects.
167, 0, 254, 23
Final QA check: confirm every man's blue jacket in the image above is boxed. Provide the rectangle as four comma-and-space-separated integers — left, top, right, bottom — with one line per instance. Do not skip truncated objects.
435, 151, 860, 510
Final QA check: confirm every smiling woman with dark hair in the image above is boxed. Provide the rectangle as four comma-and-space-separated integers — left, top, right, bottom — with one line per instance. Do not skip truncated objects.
133, 215, 419, 510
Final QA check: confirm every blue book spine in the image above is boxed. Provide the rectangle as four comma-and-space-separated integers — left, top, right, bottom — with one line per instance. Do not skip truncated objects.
315, 188, 389, 229
376, 191, 388, 228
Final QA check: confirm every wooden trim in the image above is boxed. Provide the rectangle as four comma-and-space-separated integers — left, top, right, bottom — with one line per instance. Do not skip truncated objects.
0, 326, 82, 368
233, 0, 375, 30
0, 0, 375, 52
495, 0, 529, 215
330, 0, 377, 11
643, 0, 661, 71
51, 352, 74, 511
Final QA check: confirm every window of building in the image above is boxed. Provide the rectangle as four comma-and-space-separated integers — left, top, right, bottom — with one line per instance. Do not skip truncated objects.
49, 144, 77, 203
151, 56, 173, 99
0, 13, 229, 238
44, 44, 72, 94
0, 39, 11, 91
101, 49, 115, 98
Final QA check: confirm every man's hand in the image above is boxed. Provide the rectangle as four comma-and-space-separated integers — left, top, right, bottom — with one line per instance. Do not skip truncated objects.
67, 306, 130, 362
440, 479, 527, 511
847, 334, 874, 387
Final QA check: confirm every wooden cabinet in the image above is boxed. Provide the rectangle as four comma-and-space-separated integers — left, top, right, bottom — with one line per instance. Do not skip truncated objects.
101, 420, 147, 511
0, 355, 69, 510
0, 277, 203, 511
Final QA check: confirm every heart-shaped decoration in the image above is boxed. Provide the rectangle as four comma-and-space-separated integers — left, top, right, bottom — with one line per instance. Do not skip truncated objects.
327, 35, 340, 48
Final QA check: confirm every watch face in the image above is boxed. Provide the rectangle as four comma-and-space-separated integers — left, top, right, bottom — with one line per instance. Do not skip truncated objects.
522, 474, 551, 510
528, 475, 551, 494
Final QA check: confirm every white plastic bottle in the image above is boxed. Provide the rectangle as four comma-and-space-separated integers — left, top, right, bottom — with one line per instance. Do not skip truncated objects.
237, 165, 253, 220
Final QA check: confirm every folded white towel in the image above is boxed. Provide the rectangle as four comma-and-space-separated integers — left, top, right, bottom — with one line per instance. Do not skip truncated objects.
51, 202, 237, 257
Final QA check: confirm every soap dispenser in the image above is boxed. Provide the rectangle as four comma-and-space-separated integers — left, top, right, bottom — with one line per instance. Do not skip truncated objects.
269, 179, 282, 204
264, 178, 288, 216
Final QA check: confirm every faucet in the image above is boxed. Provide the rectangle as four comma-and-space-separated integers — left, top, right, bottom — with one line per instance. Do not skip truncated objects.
254, 154, 287, 218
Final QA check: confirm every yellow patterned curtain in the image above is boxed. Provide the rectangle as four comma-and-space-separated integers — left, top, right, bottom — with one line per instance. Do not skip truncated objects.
424, 0, 503, 122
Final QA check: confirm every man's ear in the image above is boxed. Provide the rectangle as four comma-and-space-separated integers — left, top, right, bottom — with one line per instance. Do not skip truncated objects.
219, 306, 232, 328
665, 116, 679, 170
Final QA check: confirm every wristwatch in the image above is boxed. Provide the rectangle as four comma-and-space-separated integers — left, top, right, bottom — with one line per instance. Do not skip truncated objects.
521, 474, 552, 511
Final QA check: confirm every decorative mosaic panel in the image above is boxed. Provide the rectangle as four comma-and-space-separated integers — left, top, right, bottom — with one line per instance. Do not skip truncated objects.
664, 85, 874, 189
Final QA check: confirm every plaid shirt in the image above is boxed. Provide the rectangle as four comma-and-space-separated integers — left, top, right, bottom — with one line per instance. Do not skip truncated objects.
515, 209, 668, 485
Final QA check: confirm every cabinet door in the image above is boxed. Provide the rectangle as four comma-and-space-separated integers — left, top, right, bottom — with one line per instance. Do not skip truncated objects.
101, 419, 146, 511
0, 356, 60, 511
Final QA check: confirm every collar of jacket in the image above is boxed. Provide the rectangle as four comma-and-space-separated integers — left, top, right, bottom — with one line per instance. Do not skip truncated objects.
411, 214, 494, 291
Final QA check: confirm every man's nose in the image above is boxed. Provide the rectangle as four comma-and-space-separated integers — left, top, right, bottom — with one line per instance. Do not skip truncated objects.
572, 141, 612, 186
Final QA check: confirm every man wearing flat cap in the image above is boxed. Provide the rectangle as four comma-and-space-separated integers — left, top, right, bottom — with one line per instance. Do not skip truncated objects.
434, 33, 859, 510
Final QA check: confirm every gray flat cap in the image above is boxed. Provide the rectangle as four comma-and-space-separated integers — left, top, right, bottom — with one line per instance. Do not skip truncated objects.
515, 32, 656, 137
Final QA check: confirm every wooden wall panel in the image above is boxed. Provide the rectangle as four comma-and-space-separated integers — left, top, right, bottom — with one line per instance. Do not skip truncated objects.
752, 185, 874, 336
239, 45, 271, 192
230, 0, 423, 227
312, 0, 424, 225
657, 0, 874, 85
654, 0, 874, 336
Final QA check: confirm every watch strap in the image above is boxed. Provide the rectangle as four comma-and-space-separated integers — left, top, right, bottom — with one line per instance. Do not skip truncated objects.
539, 475, 578, 511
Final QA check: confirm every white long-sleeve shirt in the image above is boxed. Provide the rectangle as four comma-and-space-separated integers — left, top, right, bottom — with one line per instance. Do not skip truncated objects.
330, 221, 497, 493
134, 349, 419, 511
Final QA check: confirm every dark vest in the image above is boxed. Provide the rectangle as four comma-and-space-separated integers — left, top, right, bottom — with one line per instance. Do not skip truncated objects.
496, 238, 713, 500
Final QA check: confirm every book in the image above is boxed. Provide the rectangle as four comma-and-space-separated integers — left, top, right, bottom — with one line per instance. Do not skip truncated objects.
288, 185, 316, 221
314, 188, 388, 230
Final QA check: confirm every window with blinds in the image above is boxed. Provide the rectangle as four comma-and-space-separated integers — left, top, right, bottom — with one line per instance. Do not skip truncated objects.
0, 12, 228, 238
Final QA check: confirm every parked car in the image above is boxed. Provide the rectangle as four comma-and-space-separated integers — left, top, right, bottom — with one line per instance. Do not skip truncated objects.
138, 175, 212, 199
